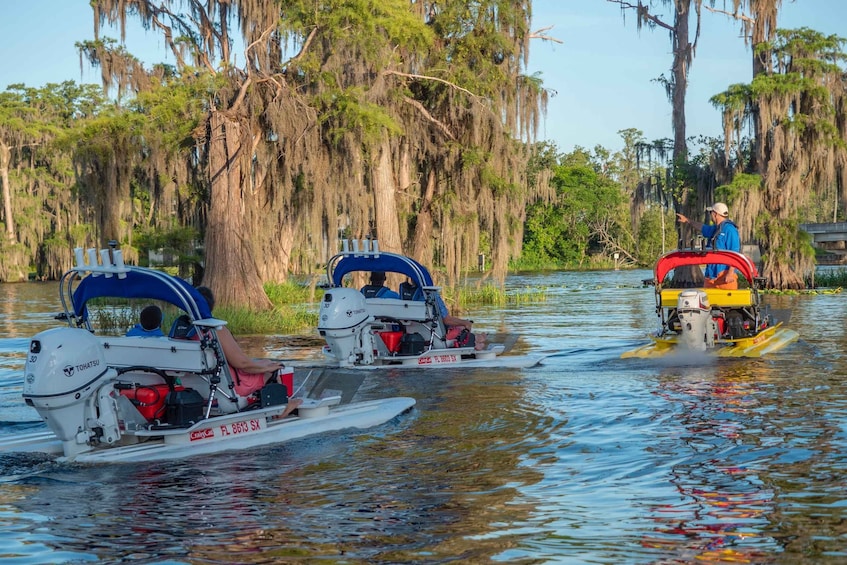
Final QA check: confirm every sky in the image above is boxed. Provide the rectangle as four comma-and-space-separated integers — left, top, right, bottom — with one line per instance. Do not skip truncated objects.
1, 1, 846, 153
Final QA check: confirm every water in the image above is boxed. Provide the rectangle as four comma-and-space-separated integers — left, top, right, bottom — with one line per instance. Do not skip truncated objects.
0, 272, 845, 564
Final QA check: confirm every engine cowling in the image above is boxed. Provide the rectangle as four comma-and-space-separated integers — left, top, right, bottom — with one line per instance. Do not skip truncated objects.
318, 288, 373, 366
23, 327, 120, 455
24, 327, 110, 406
676, 289, 717, 351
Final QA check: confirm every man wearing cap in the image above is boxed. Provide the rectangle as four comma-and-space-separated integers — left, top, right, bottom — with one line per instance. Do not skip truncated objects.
676, 202, 741, 289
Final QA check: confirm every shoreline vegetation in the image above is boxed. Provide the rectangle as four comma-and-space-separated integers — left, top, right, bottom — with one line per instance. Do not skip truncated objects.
81, 267, 847, 336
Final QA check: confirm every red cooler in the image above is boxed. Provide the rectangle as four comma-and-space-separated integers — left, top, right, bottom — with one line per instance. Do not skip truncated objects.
278, 367, 295, 397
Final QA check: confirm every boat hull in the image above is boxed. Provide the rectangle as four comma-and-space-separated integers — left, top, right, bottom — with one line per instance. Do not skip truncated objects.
304, 345, 545, 370
0, 397, 416, 464
621, 323, 800, 359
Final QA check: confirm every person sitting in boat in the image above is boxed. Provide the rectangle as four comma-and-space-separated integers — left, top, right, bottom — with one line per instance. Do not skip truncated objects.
361, 271, 400, 299
399, 279, 424, 300
676, 202, 741, 289
126, 305, 165, 337
195, 286, 302, 415
403, 279, 487, 350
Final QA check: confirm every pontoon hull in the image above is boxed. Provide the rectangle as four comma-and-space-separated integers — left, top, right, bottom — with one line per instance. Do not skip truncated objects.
0, 397, 416, 463
305, 345, 543, 370
621, 324, 799, 359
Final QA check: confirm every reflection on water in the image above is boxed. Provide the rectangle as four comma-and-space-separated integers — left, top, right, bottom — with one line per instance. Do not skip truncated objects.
0, 274, 845, 563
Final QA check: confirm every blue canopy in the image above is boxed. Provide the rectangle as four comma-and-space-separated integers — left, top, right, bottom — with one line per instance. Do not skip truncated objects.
71, 268, 212, 322
329, 252, 434, 288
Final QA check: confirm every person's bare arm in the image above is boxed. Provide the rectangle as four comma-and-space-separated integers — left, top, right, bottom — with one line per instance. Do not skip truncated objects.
216, 327, 284, 374
676, 213, 704, 231
443, 314, 472, 330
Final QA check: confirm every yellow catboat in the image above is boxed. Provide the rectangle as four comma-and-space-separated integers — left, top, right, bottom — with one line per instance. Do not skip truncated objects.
622, 250, 799, 359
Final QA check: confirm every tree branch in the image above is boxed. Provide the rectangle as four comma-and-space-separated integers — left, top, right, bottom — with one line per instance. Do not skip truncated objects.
286, 26, 318, 68
607, 0, 675, 33
401, 96, 455, 140
703, 5, 755, 25
230, 76, 252, 111
529, 25, 563, 44
383, 70, 478, 99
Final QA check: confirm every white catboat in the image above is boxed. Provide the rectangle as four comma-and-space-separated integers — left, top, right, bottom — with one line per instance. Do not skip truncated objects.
313, 240, 544, 369
1, 247, 415, 463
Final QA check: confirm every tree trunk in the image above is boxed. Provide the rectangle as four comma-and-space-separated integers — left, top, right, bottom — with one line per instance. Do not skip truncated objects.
0, 140, 15, 243
671, 0, 690, 166
372, 135, 402, 254
411, 167, 437, 267
202, 110, 272, 311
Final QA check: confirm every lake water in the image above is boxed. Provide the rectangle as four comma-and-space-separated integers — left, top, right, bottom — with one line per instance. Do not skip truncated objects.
0, 271, 845, 564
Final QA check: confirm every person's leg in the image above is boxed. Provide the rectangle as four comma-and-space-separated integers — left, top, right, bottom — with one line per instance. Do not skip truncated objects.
274, 398, 303, 419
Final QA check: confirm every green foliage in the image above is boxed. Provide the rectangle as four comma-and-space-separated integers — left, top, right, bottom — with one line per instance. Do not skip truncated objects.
196, 282, 323, 334
317, 87, 401, 145
214, 305, 318, 335
457, 283, 548, 307
635, 207, 674, 265
709, 83, 751, 113
311, 0, 433, 61
134, 225, 202, 269
90, 303, 140, 334
264, 281, 321, 305
130, 76, 213, 150
518, 150, 627, 270
715, 172, 762, 206
813, 269, 847, 288
426, 1, 527, 97
458, 284, 506, 306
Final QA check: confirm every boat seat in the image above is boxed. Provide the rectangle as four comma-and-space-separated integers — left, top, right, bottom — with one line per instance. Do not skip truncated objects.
398, 282, 423, 301
660, 288, 754, 309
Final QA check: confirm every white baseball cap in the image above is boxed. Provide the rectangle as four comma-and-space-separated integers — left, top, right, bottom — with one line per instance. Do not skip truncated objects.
706, 202, 729, 217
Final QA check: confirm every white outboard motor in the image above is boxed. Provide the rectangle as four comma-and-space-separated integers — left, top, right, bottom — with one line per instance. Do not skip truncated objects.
23, 327, 123, 459
676, 290, 717, 351
318, 287, 374, 366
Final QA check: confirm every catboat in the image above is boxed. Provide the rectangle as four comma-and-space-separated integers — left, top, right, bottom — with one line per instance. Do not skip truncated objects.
622, 249, 799, 359
0, 247, 415, 463
314, 240, 543, 369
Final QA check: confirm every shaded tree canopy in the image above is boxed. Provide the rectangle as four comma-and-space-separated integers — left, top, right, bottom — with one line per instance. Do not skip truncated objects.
79, 0, 550, 306
711, 26, 847, 288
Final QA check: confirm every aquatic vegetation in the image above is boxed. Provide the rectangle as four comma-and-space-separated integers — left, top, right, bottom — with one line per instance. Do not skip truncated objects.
811, 268, 847, 289
458, 284, 548, 306
213, 305, 317, 335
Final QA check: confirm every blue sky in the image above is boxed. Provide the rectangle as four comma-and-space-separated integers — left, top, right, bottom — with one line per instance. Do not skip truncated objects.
2, 1, 845, 152
528, 0, 847, 151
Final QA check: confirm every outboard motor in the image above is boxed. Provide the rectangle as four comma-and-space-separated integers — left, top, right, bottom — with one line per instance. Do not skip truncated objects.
23, 327, 123, 459
318, 288, 374, 366
676, 290, 717, 351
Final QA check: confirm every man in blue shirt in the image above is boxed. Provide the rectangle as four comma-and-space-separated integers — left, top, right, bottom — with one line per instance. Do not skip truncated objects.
676, 202, 741, 289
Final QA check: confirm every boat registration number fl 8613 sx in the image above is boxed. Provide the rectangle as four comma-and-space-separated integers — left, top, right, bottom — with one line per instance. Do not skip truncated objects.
418, 354, 458, 365
190, 418, 264, 442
